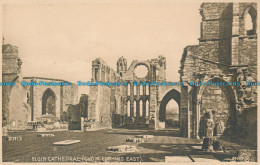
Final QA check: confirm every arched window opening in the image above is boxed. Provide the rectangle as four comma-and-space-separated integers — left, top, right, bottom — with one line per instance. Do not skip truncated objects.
146, 85, 149, 95
140, 100, 143, 117
108, 69, 110, 82
134, 100, 137, 117
153, 66, 156, 81
120, 63, 123, 71
146, 100, 149, 117
127, 100, 131, 117
245, 13, 253, 34
243, 7, 257, 35
140, 85, 143, 95
114, 98, 117, 113
42, 88, 56, 116
94, 68, 98, 81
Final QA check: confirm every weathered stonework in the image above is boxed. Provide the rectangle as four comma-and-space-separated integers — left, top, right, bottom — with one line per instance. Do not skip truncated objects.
2, 43, 78, 130
3, 3, 256, 148
22, 77, 78, 122
2, 44, 28, 130
88, 56, 181, 130
179, 3, 257, 145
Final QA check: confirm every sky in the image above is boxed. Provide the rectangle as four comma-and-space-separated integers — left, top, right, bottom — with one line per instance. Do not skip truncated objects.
3, 1, 201, 96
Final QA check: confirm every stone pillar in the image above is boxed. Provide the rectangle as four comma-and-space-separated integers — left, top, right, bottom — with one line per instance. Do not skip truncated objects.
231, 3, 240, 66
32, 78, 37, 121
130, 101, 133, 117
104, 67, 107, 82
92, 67, 95, 81
195, 99, 201, 139
136, 100, 140, 118
101, 66, 105, 82
30, 82, 34, 121
60, 85, 63, 119
149, 85, 157, 130
180, 85, 190, 138
191, 86, 200, 139
81, 117, 84, 131
98, 66, 102, 81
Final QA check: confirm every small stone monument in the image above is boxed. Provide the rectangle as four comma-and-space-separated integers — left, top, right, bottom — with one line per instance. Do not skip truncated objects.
81, 117, 84, 131
215, 122, 224, 136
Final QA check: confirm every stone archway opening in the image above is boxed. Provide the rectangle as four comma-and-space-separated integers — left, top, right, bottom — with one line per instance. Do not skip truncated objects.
159, 89, 180, 129
165, 99, 179, 128
42, 88, 56, 116
198, 78, 236, 139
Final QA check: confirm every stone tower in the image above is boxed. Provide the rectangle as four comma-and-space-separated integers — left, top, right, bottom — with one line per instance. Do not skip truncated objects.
179, 3, 257, 145
117, 56, 127, 77
2, 43, 29, 130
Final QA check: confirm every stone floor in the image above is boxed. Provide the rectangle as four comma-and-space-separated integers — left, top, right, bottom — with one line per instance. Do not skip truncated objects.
2, 128, 257, 162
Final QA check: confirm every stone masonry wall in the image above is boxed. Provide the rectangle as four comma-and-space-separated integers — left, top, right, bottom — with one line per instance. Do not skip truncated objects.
2, 44, 30, 130
200, 3, 233, 40
88, 85, 112, 129
179, 3, 257, 144
201, 86, 230, 128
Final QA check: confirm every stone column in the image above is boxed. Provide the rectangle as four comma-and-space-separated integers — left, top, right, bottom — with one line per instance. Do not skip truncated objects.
195, 99, 201, 139
60, 85, 63, 120
98, 66, 102, 81
231, 3, 240, 66
150, 85, 157, 130
130, 100, 134, 117
180, 85, 190, 138
81, 117, 84, 131
92, 67, 95, 81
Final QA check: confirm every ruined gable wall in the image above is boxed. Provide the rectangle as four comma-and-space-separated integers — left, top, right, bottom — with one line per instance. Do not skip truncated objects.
2, 44, 30, 130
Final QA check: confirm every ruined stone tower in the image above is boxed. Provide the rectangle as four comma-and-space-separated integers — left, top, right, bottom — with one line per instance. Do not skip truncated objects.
179, 3, 257, 144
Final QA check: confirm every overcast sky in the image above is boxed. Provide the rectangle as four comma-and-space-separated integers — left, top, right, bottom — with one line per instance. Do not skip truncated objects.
3, 1, 201, 95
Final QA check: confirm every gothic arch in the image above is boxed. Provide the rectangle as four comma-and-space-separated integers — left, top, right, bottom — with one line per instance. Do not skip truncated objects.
195, 77, 237, 138
242, 6, 257, 35
159, 89, 180, 122
42, 88, 56, 116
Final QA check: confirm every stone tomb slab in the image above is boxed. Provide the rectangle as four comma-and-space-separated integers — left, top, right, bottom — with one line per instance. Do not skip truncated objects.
191, 145, 202, 150
53, 140, 80, 146
189, 155, 220, 162
165, 156, 193, 162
